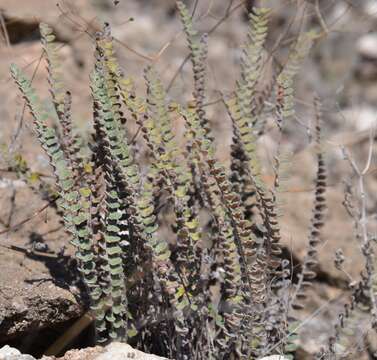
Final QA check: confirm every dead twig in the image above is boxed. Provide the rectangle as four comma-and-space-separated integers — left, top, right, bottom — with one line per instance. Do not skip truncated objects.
0, 200, 56, 235
10, 51, 44, 151
167, 0, 246, 92
0, 11, 11, 48
5, 187, 16, 228
342, 127, 377, 332
315, 0, 329, 34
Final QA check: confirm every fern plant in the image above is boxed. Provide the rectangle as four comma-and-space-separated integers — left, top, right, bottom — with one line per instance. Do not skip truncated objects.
9, 2, 377, 359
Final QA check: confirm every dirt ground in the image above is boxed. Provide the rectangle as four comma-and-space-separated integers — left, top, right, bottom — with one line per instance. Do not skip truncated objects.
1, 0, 377, 358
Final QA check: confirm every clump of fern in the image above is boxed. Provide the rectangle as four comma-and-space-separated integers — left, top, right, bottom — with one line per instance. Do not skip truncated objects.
9, 2, 377, 359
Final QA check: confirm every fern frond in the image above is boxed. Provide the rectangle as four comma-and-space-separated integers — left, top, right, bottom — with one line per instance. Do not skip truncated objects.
181, 107, 261, 305
90, 64, 132, 337
177, 1, 212, 141
236, 7, 270, 127
40, 23, 83, 179
226, 94, 283, 282
276, 31, 315, 124
227, 13, 284, 293
292, 96, 327, 310
144, 68, 204, 307
10, 63, 104, 337
229, 115, 256, 224
90, 44, 144, 340
40, 23, 65, 117
225, 10, 283, 281
144, 66, 179, 161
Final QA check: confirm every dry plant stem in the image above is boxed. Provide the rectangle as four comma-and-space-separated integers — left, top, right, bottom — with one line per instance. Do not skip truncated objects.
44, 311, 94, 356
191, 0, 200, 17
167, 0, 245, 92
0, 200, 55, 235
57, 2, 157, 61
2, 24, 81, 86
268, 1, 302, 66
0, 12, 10, 48
5, 187, 16, 228
342, 129, 377, 326
314, 0, 329, 34
10, 52, 44, 150
263, 292, 348, 356
9, 15, 95, 150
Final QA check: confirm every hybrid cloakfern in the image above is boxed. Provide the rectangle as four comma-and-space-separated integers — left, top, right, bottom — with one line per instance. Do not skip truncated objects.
11, 2, 376, 359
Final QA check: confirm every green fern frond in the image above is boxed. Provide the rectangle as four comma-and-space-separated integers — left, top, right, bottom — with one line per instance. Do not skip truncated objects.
276, 31, 316, 123
226, 94, 282, 276
226, 16, 285, 282
181, 107, 260, 304
177, 1, 212, 141
144, 68, 203, 309
40, 23, 65, 116
40, 23, 83, 181
144, 66, 179, 161
236, 7, 270, 126
10, 63, 104, 336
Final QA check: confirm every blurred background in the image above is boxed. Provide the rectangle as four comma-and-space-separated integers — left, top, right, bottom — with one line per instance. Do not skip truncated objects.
1, 0, 377, 358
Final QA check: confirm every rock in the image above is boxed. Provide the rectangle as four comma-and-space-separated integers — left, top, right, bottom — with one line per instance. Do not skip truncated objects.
0, 253, 84, 342
363, 0, 377, 20
337, 105, 377, 133
0, 345, 34, 359
259, 357, 290, 360
356, 32, 377, 81
0, 177, 85, 343
0, 345, 21, 356
0, 343, 169, 360
357, 33, 377, 60
95, 342, 169, 360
